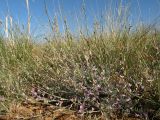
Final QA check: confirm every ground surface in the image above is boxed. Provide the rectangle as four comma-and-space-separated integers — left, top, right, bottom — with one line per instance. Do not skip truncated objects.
0, 99, 141, 120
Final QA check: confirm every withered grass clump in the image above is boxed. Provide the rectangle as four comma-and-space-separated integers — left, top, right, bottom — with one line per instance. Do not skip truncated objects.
0, 1, 160, 119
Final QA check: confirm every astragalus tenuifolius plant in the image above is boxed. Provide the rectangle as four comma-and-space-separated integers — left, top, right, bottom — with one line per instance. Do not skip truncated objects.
0, 1, 160, 119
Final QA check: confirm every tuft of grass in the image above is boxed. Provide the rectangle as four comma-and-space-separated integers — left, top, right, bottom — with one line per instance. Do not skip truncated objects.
0, 1, 160, 119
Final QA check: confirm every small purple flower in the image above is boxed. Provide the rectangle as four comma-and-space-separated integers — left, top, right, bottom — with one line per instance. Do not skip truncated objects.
112, 102, 121, 109
31, 87, 38, 97
96, 84, 101, 91
78, 103, 85, 113
0, 96, 5, 101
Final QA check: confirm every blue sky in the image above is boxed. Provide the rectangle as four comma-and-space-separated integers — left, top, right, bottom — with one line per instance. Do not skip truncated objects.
0, 0, 160, 36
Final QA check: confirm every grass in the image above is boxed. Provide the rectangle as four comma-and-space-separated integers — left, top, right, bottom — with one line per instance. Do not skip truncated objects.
0, 1, 160, 120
